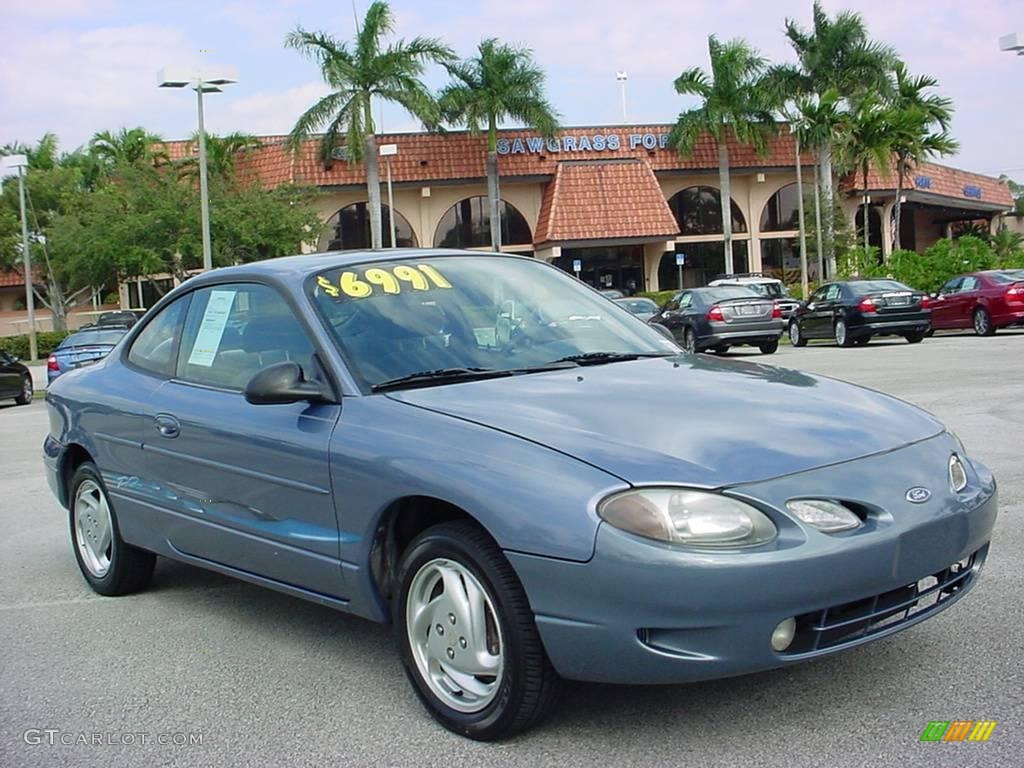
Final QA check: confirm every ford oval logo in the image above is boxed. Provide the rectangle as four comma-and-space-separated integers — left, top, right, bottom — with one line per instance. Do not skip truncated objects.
906, 487, 932, 503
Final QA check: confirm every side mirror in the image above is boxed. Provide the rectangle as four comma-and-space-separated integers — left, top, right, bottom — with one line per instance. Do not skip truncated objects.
244, 362, 326, 405
10, 355, 20, 363
806, 302, 815, 311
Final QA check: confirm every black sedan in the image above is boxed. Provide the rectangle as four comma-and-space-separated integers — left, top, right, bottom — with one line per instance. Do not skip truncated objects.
651, 286, 784, 354
0, 349, 33, 405
788, 279, 930, 348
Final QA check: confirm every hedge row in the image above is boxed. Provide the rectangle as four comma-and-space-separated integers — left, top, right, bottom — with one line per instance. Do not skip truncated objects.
0, 331, 72, 361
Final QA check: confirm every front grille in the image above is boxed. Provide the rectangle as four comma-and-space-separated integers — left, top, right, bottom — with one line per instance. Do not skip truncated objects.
783, 551, 979, 654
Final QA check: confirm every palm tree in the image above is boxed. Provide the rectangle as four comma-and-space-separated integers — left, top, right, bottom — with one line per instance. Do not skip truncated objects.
670, 35, 777, 274
780, 1, 895, 274
177, 132, 262, 180
88, 127, 168, 168
285, 1, 453, 249
838, 96, 897, 251
2, 133, 60, 170
888, 64, 957, 250
439, 38, 558, 252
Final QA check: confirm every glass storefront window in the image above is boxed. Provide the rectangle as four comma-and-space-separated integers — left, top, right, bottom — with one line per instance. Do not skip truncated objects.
667, 186, 747, 236
433, 197, 532, 248
855, 207, 883, 251
322, 203, 418, 251
657, 241, 749, 290
760, 183, 801, 231
760, 238, 820, 284
554, 246, 644, 293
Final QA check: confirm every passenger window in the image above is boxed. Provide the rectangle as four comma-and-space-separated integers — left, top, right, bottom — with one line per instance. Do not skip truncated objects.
176, 284, 315, 390
826, 285, 841, 301
127, 295, 191, 377
960, 277, 978, 292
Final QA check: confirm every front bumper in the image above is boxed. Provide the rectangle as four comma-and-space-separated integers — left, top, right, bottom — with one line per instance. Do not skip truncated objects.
509, 434, 997, 684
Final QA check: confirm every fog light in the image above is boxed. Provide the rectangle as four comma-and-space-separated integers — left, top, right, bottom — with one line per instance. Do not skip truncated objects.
771, 618, 796, 651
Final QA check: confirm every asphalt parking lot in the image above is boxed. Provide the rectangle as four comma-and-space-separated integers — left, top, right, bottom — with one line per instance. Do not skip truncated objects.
1, 330, 1022, 768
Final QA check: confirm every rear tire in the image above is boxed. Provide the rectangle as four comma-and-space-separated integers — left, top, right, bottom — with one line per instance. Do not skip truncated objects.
854, 336, 871, 346
14, 374, 33, 405
759, 340, 779, 355
69, 462, 155, 596
973, 307, 995, 336
394, 521, 560, 741
834, 318, 854, 348
789, 321, 807, 347
904, 331, 926, 344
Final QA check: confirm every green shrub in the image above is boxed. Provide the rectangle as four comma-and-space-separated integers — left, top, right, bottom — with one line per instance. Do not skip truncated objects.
0, 330, 72, 360
636, 290, 677, 307
836, 246, 884, 280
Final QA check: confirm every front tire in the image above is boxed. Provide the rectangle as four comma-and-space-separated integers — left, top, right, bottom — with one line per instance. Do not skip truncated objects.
395, 521, 559, 741
904, 330, 926, 344
973, 307, 995, 336
759, 340, 779, 355
682, 327, 697, 354
14, 374, 32, 405
834, 318, 854, 347
69, 462, 155, 596
789, 321, 807, 347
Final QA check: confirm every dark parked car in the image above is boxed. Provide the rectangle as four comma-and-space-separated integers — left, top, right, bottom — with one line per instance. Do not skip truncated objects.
43, 250, 997, 740
651, 285, 784, 354
0, 349, 33, 405
788, 279, 931, 348
47, 327, 129, 384
930, 270, 1024, 335
96, 310, 144, 328
614, 296, 659, 321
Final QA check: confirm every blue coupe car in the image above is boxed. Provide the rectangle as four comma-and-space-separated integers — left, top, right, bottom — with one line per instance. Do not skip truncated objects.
43, 250, 998, 740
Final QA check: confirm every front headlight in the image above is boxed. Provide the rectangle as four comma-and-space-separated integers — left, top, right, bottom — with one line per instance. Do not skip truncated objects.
598, 488, 777, 548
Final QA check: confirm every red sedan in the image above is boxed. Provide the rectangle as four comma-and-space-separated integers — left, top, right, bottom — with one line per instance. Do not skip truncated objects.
930, 270, 1024, 335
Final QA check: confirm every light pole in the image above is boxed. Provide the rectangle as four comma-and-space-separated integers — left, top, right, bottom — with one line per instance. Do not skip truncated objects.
999, 33, 1023, 56
791, 126, 809, 297
379, 143, 398, 248
1, 155, 37, 360
158, 67, 237, 272
616, 71, 628, 123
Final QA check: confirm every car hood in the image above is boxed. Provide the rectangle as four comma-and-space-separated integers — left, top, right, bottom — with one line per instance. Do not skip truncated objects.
387, 355, 945, 486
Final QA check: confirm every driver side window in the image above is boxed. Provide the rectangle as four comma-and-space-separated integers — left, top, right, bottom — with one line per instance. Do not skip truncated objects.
176, 283, 315, 390
940, 278, 962, 296
810, 286, 828, 303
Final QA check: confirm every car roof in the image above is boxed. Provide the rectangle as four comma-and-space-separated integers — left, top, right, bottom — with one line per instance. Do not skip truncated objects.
709, 276, 781, 284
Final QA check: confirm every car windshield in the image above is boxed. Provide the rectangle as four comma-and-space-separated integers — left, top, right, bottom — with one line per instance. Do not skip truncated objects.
847, 280, 911, 294
617, 298, 658, 313
57, 329, 126, 348
309, 256, 675, 389
700, 286, 761, 302
988, 271, 1024, 284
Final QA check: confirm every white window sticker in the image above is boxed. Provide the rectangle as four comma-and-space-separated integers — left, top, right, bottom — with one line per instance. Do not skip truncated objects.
187, 290, 237, 367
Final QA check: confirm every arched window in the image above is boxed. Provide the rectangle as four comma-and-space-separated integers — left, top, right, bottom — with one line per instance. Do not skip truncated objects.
433, 196, 531, 248
667, 186, 747, 236
760, 183, 801, 232
321, 202, 418, 251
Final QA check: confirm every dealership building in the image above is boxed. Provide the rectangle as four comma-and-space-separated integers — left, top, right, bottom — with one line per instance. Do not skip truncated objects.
158, 123, 1012, 299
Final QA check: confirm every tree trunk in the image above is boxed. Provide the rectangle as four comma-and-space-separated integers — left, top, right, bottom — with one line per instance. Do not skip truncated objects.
894, 155, 905, 252
718, 140, 734, 274
813, 156, 824, 283
820, 141, 836, 278
364, 133, 382, 249
486, 152, 502, 252
862, 162, 870, 252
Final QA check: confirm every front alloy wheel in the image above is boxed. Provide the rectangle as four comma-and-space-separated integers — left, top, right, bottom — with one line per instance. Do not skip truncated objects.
683, 327, 697, 353
789, 321, 807, 347
395, 521, 559, 740
15, 375, 32, 405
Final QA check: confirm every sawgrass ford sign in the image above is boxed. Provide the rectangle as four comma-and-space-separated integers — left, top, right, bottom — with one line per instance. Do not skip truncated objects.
496, 132, 672, 155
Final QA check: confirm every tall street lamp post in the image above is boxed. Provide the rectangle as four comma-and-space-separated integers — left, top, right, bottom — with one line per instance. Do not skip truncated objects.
791, 126, 809, 297
616, 72, 628, 123
379, 143, 398, 248
2, 154, 37, 360
158, 67, 237, 272
999, 33, 1023, 56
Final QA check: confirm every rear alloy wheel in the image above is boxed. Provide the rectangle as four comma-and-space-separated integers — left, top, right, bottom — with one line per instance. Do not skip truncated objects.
973, 307, 995, 337
789, 321, 807, 347
834, 318, 854, 348
395, 521, 559, 740
683, 328, 697, 354
69, 462, 155, 596
904, 331, 926, 344
759, 340, 779, 355
14, 375, 33, 405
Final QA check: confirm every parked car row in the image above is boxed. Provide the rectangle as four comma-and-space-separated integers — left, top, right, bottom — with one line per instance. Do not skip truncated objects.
611, 269, 1024, 353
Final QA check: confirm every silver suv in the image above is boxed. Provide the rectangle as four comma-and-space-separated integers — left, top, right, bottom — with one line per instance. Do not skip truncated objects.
708, 273, 801, 318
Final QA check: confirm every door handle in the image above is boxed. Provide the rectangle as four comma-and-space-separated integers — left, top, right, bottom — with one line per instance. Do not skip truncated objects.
154, 414, 180, 439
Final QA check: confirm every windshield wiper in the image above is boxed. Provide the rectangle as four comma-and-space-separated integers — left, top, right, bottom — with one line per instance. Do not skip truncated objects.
372, 367, 511, 392
546, 351, 675, 366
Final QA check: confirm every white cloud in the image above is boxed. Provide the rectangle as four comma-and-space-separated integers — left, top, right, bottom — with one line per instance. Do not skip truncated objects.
214, 81, 331, 136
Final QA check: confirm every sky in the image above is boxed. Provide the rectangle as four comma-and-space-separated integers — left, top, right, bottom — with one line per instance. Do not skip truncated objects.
1, 0, 1021, 179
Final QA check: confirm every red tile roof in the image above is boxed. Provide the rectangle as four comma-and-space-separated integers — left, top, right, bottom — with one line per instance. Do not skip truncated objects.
534, 159, 679, 245
0, 271, 25, 288
846, 159, 1013, 208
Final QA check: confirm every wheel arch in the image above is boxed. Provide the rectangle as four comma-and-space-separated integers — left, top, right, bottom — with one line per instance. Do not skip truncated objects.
58, 443, 95, 508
